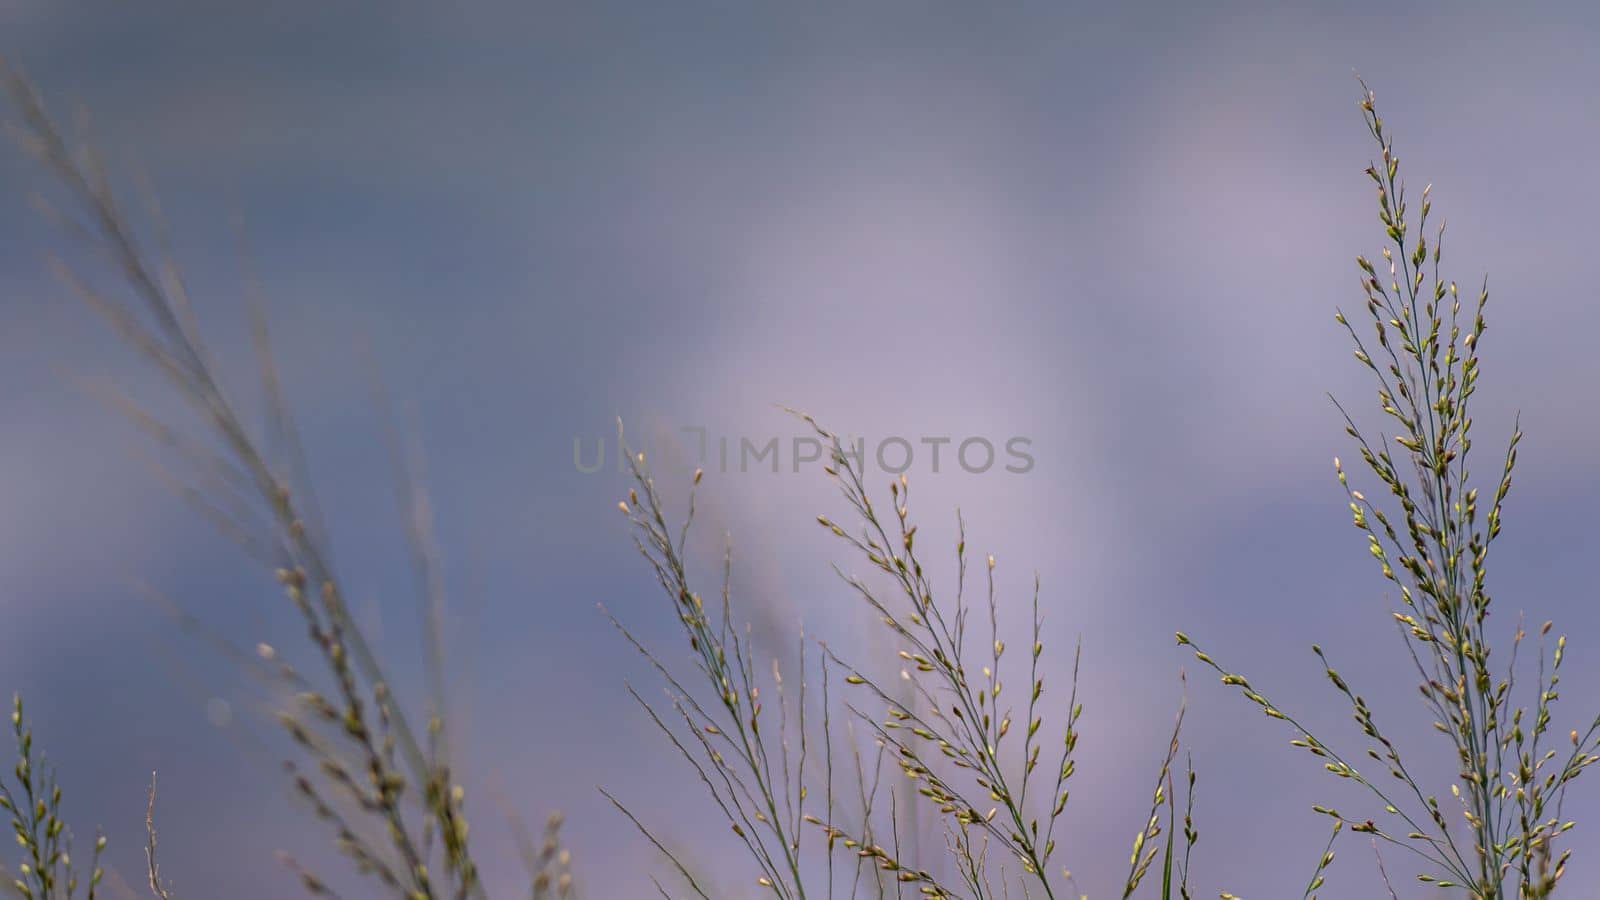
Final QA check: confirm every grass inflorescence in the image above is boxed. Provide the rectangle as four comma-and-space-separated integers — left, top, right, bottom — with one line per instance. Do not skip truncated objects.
1, 41, 1590, 900
0, 696, 106, 900
1178, 81, 1596, 898
609, 413, 1210, 899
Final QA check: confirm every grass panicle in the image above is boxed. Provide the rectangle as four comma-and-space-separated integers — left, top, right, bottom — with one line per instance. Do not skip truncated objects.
0, 695, 107, 900
1178, 81, 1592, 899
611, 416, 1210, 899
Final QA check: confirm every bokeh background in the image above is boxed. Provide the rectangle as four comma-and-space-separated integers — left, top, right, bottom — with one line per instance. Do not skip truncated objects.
3, 2, 1599, 896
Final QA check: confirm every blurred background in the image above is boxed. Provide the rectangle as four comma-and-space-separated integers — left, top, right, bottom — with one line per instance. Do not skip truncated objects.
2, 2, 1598, 896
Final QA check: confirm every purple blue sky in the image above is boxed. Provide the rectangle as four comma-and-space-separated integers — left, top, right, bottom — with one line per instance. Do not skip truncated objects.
3, 2, 1600, 897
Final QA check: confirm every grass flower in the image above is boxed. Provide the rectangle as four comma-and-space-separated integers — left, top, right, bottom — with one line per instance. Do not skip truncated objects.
0, 696, 106, 900
610, 415, 1209, 898
1179, 81, 1592, 899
